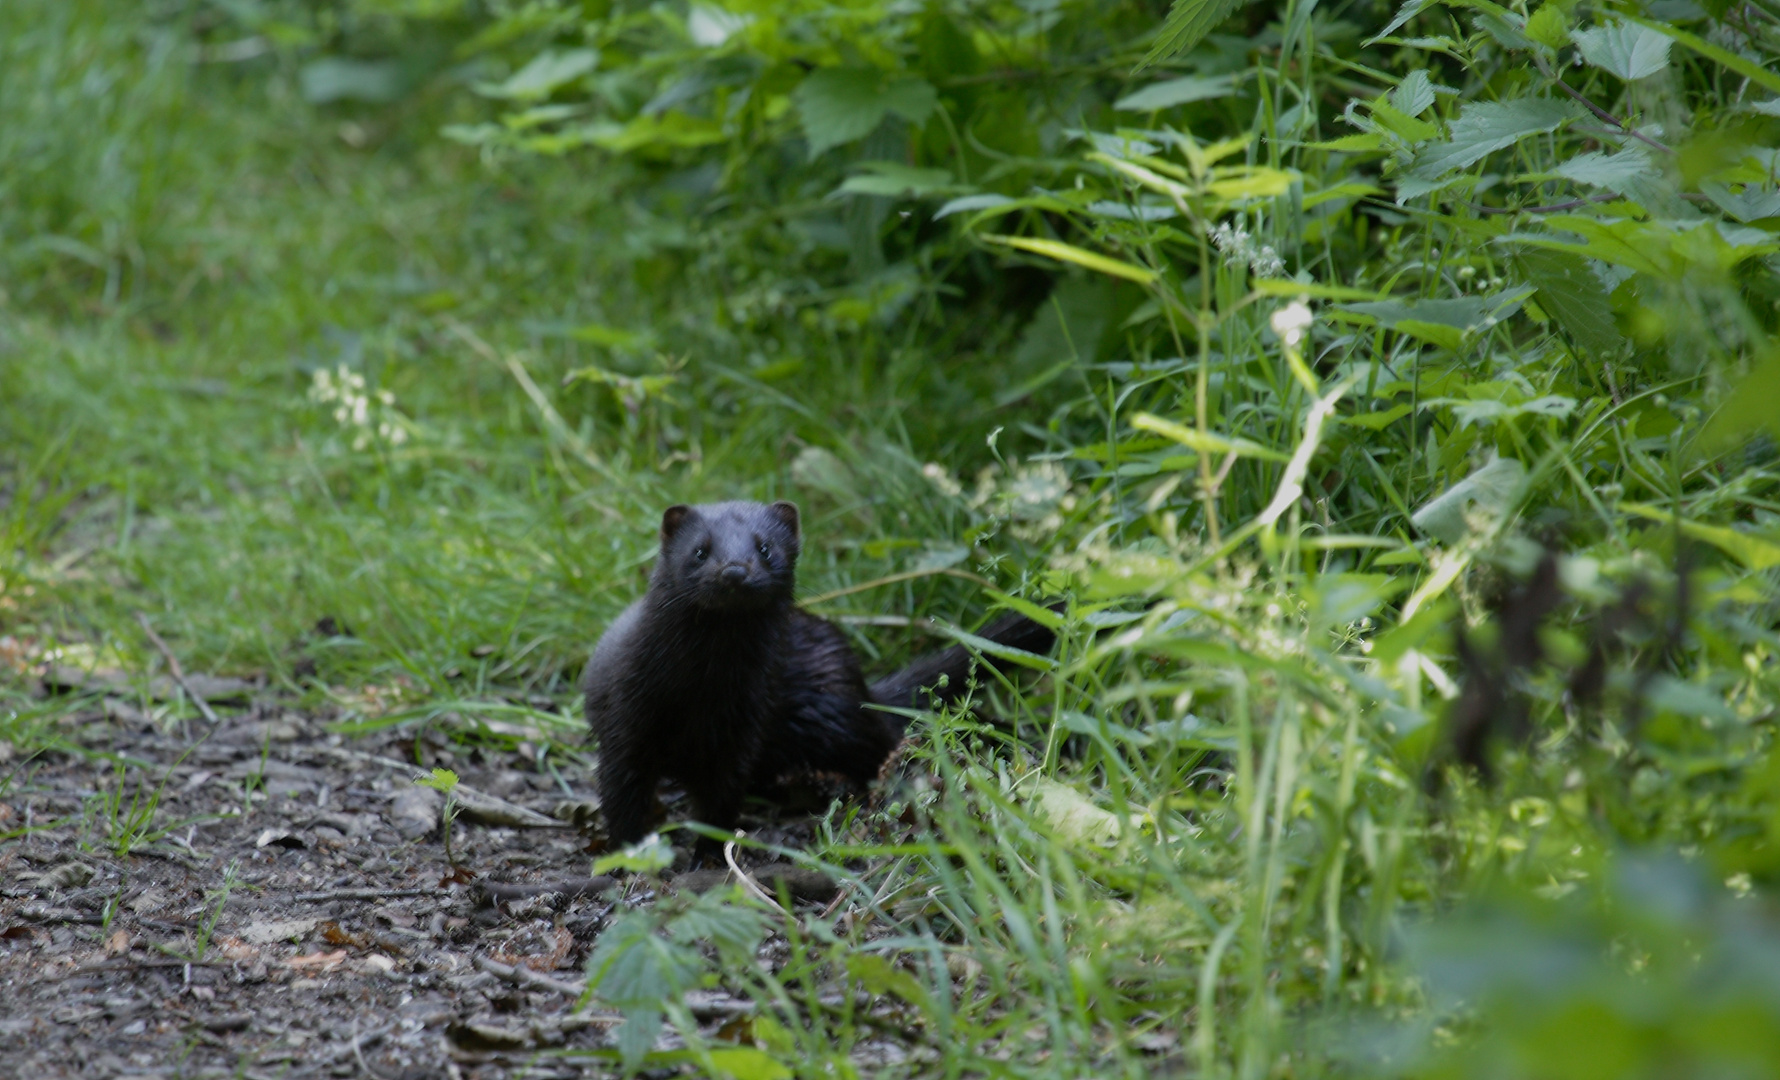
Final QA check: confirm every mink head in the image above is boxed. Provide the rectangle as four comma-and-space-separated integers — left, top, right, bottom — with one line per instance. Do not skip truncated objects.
652, 500, 801, 611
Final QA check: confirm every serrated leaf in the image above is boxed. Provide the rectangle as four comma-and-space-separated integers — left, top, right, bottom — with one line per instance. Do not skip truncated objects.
1623, 15, 1780, 95
1115, 74, 1238, 111
1139, 0, 1249, 70
1572, 21, 1672, 81
1412, 98, 1580, 179
1524, 4, 1570, 49
1412, 457, 1527, 543
669, 892, 766, 962
1390, 70, 1436, 117
795, 68, 936, 158
1513, 247, 1626, 356
1553, 148, 1657, 190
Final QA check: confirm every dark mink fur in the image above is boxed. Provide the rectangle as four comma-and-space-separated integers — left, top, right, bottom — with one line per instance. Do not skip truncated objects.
582, 500, 1054, 849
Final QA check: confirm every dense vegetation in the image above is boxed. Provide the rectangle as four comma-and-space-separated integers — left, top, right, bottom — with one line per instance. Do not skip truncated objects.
4, 0, 1779, 1075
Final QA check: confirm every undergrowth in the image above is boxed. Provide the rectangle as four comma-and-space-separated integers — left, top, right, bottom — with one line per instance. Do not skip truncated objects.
3, 0, 1780, 1076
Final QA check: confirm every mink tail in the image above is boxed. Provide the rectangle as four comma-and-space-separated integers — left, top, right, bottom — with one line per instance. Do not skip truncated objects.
867, 608, 1059, 719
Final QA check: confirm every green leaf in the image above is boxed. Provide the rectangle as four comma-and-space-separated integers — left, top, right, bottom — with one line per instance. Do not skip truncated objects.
1390, 70, 1437, 117
1412, 98, 1581, 180
1524, 4, 1571, 50
413, 767, 459, 793
1411, 456, 1527, 543
1622, 504, 1780, 570
299, 58, 406, 104
668, 891, 767, 963
933, 193, 1016, 219
1114, 74, 1238, 111
1138, 0, 1249, 70
1552, 148, 1657, 191
832, 163, 955, 198
1029, 777, 1128, 847
1342, 286, 1535, 335
1571, 21, 1672, 81
477, 48, 598, 100
704, 1048, 792, 1080
794, 68, 937, 159
846, 954, 931, 1007
983, 236, 1158, 285
1622, 14, 1780, 96
1700, 346, 1780, 451
1131, 413, 1292, 462
1513, 248, 1625, 356
592, 833, 677, 875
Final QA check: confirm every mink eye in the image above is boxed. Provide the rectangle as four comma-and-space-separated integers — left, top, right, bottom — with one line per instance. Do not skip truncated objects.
694, 546, 709, 561
757, 540, 770, 557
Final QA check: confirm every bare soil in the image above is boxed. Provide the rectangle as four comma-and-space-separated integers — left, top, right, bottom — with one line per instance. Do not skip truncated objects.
0, 692, 829, 1079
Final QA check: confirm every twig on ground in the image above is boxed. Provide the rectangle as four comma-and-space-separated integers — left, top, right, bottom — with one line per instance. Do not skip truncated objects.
134, 612, 221, 725
312, 746, 570, 829
725, 835, 783, 911
291, 887, 433, 902
474, 955, 593, 1000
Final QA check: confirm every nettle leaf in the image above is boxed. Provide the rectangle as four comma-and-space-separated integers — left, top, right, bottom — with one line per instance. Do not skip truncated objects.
1412, 98, 1581, 180
795, 67, 937, 158
588, 913, 701, 1005
1139, 0, 1250, 69
1391, 70, 1436, 117
1553, 148, 1658, 191
1512, 247, 1626, 356
668, 890, 766, 964
1572, 21, 1672, 81
1524, 4, 1571, 50
1115, 74, 1239, 111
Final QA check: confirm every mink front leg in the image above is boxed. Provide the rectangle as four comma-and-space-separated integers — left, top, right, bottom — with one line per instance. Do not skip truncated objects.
596, 745, 661, 849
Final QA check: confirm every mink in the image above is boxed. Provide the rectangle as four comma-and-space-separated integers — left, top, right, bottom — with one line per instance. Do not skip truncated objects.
581, 500, 1055, 851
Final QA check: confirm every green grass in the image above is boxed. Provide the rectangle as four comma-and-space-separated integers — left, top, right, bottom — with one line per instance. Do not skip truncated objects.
5, 1, 1780, 1077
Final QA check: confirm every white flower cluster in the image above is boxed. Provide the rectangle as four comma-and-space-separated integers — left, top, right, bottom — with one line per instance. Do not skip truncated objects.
922, 460, 1079, 543
1270, 300, 1314, 349
309, 365, 409, 450
1208, 221, 1285, 279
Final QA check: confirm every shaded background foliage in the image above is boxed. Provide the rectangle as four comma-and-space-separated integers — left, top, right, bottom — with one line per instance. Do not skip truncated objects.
3, 0, 1780, 1076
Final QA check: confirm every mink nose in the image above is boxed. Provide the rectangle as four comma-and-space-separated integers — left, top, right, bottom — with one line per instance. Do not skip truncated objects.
720, 564, 747, 587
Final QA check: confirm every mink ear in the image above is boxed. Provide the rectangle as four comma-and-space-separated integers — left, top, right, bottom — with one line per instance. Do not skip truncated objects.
767, 501, 801, 549
660, 505, 693, 543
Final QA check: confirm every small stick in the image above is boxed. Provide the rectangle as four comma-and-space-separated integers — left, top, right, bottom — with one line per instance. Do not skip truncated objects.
473, 955, 590, 1000
291, 888, 433, 902
724, 834, 783, 911
134, 612, 220, 725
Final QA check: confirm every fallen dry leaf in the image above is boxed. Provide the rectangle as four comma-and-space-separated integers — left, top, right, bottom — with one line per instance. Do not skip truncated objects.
285, 949, 348, 972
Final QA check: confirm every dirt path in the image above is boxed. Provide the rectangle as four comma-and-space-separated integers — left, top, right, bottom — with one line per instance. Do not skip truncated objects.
0, 693, 823, 1078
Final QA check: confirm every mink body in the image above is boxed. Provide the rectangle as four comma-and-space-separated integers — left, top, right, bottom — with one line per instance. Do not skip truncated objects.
582, 500, 1052, 849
